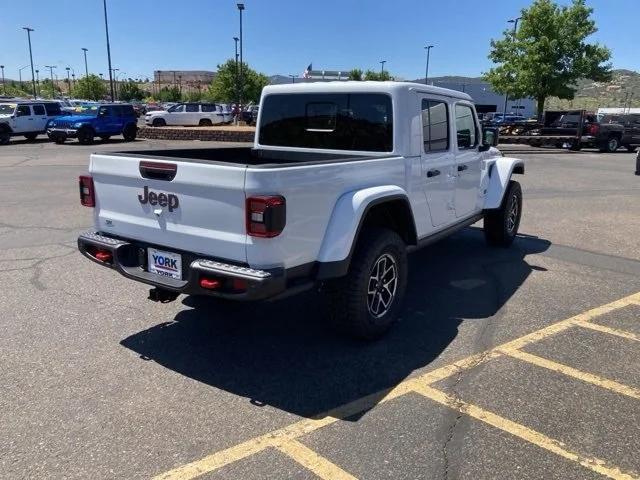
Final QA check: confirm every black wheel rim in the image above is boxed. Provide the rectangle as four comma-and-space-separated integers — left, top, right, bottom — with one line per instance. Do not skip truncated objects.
506, 194, 519, 234
367, 253, 398, 318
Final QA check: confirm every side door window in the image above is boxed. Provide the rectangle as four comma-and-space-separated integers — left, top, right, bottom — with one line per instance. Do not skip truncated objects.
15, 105, 33, 131
185, 103, 199, 125
420, 98, 456, 228
453, 103, 483, 218
32, 104, 48, 130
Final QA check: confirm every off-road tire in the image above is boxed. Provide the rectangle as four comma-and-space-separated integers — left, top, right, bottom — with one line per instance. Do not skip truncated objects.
199, 119, 213, 127
77, 127, 95, 145
325, 228, 407, 340
24, 133, 38, 141
122, 124, 137, 142
0, 132, 10, 145
484, 180, 522, 247
152, 118, 166, 127
599, 136, 619, 153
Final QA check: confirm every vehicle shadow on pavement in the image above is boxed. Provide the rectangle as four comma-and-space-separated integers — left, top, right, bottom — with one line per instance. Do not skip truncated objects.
120, 227, 550, 420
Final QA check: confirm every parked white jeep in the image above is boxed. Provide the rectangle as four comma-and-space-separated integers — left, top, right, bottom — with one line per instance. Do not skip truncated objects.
144, 102, 228, 127
0, 100, 64, 144
78, 82, 524, 339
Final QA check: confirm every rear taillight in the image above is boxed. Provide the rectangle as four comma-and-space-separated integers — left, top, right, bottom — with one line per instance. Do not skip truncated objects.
246, 195, 286, 237
589, 123, 599, 135
79, 175, 95, 207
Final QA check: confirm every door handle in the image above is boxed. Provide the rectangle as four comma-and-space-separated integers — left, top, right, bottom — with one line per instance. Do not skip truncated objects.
426, 169, 440, 178
457, 164, 468, 172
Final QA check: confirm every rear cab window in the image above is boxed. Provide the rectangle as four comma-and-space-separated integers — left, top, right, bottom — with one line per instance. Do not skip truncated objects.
259, 93, 393, 152
421, 99, 449, 152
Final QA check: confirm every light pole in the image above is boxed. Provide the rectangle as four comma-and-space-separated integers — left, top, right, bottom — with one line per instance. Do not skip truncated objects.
233, 36, 239, 113
81, 48, 89, 77
18, 65, 29, 86
65, 67, 71, 94
111, 68, 119, 100
35, 69, 40, 97
380, 60, 386, 76
71, 72, 76, 89
237, 3, 245, 109
503, 17, 521, 114
23, 27, 37, 99
424, 45, 434, 84
45, 65, 56, 97
288, 74, 296, 84
103, 0, 115, 101
0, 66, 5, 95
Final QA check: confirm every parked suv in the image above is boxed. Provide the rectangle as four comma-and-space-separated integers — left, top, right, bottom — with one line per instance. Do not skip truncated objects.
144, 103, 227, 127
0, 100, 64, 145
46, 103, 138, 145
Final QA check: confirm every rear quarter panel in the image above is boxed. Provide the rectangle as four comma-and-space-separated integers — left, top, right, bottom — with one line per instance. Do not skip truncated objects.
244, 156, 420, 269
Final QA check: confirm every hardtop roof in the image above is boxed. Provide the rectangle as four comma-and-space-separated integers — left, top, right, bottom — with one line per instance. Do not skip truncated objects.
262, 80, 473, 101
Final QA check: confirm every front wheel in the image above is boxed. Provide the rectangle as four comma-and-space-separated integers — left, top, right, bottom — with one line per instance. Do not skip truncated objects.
77, 127, 95, 145
599, 136, 619, 153
325, 228, 407, 340
484, 180, 522, 247
152, 118, 166, 127
0, 132, 10, 145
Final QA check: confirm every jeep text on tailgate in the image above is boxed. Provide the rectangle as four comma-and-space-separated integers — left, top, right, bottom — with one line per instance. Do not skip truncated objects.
77, 82, 524, 339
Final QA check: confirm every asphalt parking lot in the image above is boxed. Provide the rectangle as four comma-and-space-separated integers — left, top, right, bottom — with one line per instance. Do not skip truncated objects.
1, 137, 639, 480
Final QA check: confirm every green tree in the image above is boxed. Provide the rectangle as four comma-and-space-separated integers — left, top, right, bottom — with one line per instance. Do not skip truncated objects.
40, 79, 61, 99
363, 70, 393, 81
118, 81, 145, 101
207, 59, 269, 104
348, 68, 363, 81
484, 0, 611, 117
157, 86, 181, 102
71, 74, 107, 100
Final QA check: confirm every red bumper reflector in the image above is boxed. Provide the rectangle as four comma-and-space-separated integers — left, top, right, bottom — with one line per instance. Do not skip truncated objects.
94, 250, 112, 263
232, 278, 248, 291
200, 278, 221, 290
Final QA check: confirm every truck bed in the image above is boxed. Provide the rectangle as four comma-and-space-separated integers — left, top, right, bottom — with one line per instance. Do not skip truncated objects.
112, 146, 378, 167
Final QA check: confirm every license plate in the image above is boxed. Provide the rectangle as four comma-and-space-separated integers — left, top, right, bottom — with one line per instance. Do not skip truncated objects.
147, 248, 182, 280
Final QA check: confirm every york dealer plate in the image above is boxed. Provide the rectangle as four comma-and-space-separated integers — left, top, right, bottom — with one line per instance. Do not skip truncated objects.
147, 248, 182, 280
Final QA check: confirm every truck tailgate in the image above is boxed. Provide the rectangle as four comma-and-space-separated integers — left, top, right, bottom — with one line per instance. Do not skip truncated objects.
89, 153, 248, 263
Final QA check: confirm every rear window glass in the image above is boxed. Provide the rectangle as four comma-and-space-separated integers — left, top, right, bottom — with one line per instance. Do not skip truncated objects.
201, 104, 216, 112
259, 93, 393, 152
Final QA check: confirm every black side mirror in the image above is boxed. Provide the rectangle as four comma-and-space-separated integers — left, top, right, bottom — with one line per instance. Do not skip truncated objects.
479, 127, 499, 151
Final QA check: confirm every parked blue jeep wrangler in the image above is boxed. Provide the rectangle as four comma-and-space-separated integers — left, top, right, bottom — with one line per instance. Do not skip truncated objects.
46, 103, 138, 144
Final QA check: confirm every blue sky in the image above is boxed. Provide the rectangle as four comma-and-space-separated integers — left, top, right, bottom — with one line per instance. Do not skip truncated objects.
1, 0, 638, 82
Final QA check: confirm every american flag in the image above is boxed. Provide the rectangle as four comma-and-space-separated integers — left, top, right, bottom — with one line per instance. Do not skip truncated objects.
302, 63, 312, 79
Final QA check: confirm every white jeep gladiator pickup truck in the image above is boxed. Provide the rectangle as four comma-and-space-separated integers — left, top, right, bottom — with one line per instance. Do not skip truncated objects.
77, 81, 524, 339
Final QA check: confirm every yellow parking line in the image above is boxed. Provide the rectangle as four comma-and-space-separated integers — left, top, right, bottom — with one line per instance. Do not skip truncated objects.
500, 348, 640, 399
276, 440, 357, 480
574, 321, 640, 343
152, 291, 640, 480
412, 383, 639, 480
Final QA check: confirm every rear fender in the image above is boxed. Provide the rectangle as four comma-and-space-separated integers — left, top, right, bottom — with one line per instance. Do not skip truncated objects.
483, 156, 524, 210
316, 186, 412, 277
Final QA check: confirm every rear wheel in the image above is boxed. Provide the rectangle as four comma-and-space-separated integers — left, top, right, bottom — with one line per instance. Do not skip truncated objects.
152, 118, 166, 127
24, 133, 38, 141
484, 180, 522, 247
122, 124, 137, 141
77, 127, 95, 145
325, 228, 407, 340
198, 119, 213, 126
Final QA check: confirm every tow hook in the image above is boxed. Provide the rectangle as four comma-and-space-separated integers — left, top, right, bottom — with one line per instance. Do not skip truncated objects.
148, 287, 179, 303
